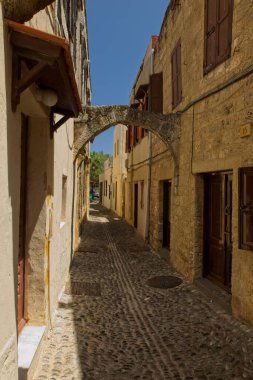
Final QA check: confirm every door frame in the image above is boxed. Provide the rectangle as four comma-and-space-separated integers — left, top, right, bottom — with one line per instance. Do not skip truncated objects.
18, 114, 28, 333
134, 183, 138, 228
162, 180, 172, 248
203, 171, 232, 292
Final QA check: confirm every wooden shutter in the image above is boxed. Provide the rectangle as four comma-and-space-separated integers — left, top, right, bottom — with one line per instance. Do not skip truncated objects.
239, 167, 253, 251
204, 0, 233, 73
176, 42, 182, 105
204, 0, 217, 73
129, 125, 134, 148
137, 127, 142, 141
125, 129, 129, 153
217, 0, 233, 63
171, 41, 182, 108
150, 73, 163, 113
134, 126, 138, 144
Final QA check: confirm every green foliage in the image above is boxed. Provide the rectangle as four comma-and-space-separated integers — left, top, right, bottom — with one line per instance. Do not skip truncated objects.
90, 151, 112, 186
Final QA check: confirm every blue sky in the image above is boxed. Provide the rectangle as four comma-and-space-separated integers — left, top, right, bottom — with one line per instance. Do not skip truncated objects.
86, 0, 169, 154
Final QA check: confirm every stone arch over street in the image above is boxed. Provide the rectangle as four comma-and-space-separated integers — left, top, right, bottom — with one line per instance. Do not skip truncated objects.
74, 105, 181, 174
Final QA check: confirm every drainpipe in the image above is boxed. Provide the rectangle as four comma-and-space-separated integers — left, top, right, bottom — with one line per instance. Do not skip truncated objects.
144, 47, 155, 242
45, 195, 53, 329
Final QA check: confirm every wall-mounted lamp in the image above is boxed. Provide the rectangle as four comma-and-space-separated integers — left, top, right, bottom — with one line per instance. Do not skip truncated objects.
35, 87, 58, 107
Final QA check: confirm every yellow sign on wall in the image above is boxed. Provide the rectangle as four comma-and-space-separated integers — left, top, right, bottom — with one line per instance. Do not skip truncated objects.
240, 123, 252, 138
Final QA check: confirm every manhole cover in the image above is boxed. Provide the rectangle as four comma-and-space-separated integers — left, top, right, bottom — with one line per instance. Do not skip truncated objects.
146, 275, 182, 289
65, 281, 101, 296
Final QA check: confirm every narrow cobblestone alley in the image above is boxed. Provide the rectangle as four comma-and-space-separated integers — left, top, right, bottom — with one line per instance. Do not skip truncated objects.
34, 203, 253, 380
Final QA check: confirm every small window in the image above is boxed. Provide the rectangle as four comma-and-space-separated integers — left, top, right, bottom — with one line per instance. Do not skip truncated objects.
204, 0, 233, 74
239, 167, 253, 251
61, 175, 67, 222
171, 40, 182, 108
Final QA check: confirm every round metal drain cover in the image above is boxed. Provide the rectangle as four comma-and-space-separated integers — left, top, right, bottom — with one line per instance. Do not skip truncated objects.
147, 275, 182, 289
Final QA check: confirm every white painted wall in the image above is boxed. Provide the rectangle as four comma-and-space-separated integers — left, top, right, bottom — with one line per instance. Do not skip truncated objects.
0, 5, 19, 378
112, 125, 127, 217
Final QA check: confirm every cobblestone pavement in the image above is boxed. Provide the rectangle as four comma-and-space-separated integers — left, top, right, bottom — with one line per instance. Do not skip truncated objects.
34, 203, 253, 380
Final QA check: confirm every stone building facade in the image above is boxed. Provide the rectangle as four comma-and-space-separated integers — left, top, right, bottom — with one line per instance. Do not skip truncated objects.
112, 124, 127, 217
0, 1, 90, 378
99, 157, 113, 210
149, 0, 253, 326
125, 37, 158, 239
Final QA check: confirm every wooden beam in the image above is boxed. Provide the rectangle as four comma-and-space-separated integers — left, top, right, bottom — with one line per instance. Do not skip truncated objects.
57, 56, 79, 117
12, 60, 48, 111
16, 61, 48, 94
11, 51, 21, 112
50, 114, 71, 135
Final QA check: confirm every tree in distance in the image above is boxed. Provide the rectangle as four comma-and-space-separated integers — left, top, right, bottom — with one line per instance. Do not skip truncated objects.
90, 151, 112, 189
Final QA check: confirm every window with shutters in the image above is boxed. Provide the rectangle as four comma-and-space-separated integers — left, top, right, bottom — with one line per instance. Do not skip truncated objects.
171, 41, 182, 109
125, 128, 130, 153
129, 125, 134, 149
150, 73, 163, 113
239, 167, 253, 251
204, 0, 233, 74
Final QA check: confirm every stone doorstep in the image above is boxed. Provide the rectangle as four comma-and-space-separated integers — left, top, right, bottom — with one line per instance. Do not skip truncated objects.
194, 277, 232, 315
18, 325, 47, 380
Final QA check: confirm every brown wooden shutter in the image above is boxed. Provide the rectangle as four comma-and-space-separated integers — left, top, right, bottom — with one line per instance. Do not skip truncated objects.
217, 0, 233, 63
171, 41, 182, 108
150, 73, 163, 113
176, 42, 182, 105
137, 127, 142, 141
204, 0, 217, 73
125, 129, 129, 153
134, 126, 138, 144
171, 49, 177, 108
129, 125, 134, 148
239, 167, 253, 251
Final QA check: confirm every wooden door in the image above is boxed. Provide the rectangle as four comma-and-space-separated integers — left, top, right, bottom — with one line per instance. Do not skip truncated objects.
115, 182, 118, 211
99, 182, 103, 203
18, 115, 28, 333
134, 183, 138, 228
163, 181, 171, 248
204, 173, 232, 291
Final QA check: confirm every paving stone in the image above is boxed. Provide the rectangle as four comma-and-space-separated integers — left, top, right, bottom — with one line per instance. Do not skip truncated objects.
33, 203, 253, 380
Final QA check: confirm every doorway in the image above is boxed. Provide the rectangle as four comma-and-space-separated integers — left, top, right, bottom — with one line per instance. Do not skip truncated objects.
18, 115, 28, 333
162, 181, 171, 248
115, 181, 118, 211
134, 183, 138, 228
204, 172, 232, 291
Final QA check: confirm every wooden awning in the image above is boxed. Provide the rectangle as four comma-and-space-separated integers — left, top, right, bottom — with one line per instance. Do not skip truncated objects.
134, 84, 149, 100
6, 19, 82, 123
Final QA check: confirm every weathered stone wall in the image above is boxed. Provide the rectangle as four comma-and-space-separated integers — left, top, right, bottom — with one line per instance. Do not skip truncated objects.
149, 135, 174, 251
3, 0, 54, 23
74, 106, 180, 162
153, 0, 253, 324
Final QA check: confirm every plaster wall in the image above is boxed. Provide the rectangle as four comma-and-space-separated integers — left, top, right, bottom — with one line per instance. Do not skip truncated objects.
112, 125, 127, 217
99, 159, 113, 210
130, 38, 155, 104
50, 118, 74, 317
125, 138, 149, 239
0, 6, 19, 378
